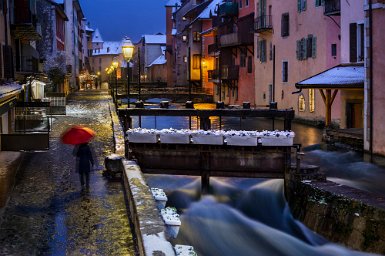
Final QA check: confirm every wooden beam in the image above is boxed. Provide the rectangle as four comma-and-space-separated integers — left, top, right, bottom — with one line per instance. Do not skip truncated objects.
326, 89, 332, 127
331, 89, 339, 106
319, 89, 326, 104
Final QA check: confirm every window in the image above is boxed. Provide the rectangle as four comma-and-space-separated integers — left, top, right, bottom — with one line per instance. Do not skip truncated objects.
182, 35, 187, 42
297, 0, 307, 12
107, 47, 110, 53
331, 44, 337, 57
349, 23, 364, 62
245, 0, 249, 6
315, 0, 324, 7
247, 56, 253, 73
239, 0, 243, 8
281, 13, 289, 37
240, 51, 246, 67
258, 40, 267, 62
183, 56, 187, 63
268, 84, 273, 102
282, 61, 288, 82
298, 95, 305, 112
193, 31, 201, 42
309, 89, 315, 112
192, 54, 201, 69
296, 35, 316, 60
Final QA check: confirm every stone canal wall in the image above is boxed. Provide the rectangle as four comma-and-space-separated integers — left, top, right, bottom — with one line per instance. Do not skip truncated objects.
289, 181, 385, 254
0, 152, 23, 209
109, 102, 175, 255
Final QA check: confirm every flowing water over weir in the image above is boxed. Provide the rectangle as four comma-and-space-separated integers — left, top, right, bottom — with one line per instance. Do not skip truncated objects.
129, 101, 383, 255
146, 176, 375, 256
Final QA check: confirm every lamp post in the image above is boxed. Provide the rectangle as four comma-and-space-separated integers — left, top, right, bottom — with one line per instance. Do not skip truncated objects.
96, 71, 100, 89
112, 58, 119, 106
122, 37, 134, 108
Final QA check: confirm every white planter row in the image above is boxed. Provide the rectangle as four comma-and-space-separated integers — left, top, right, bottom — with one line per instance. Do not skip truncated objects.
151, 187, 168, 209
174, 244, 198, 256
127, 129, 295, 146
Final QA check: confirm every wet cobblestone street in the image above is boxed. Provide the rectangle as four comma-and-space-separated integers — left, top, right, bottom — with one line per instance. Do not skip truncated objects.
0, 90, 135, 255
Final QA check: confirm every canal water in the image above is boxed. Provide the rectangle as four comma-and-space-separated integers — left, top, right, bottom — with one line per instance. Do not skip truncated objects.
131, 101, 381, 255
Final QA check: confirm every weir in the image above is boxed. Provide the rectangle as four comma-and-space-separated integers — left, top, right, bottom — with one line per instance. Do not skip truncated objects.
118, 108, 300, 194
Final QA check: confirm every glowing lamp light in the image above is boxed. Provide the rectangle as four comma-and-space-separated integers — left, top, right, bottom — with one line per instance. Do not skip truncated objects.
122, 37, 134, 61
112, 58, 119, 69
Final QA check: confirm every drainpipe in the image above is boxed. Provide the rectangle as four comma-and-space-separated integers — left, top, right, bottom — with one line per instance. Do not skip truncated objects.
272, 45, 275, 102
369, 0, 373, 162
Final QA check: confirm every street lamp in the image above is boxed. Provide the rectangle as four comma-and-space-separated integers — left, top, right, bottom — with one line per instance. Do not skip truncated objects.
96, 71, 100, 89
122, 37, 134, 108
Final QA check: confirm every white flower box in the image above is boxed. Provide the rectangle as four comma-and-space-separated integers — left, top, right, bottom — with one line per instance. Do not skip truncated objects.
260, 131, 295, 146
159, 133, 190, 144
174, 245, 197, 256
151, 188, 168, 209
161, 207, 181, 238
191, 130, 223, 145
127, 128, 158, 143
224, 131, 259, 146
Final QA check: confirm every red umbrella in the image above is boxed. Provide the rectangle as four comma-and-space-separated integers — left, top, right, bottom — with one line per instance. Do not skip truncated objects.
61, 125, 96, 145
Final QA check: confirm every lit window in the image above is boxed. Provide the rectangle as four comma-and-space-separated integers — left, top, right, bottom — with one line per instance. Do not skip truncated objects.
298, 95, 306, 112
309, 89, 315, 112
193, 31, 201, 42
192, 54, 201, 69
183, 56, 187, 63
182, 35, 187, 42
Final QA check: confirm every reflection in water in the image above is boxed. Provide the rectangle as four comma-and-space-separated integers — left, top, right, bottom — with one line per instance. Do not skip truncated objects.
146, 176, 375, 256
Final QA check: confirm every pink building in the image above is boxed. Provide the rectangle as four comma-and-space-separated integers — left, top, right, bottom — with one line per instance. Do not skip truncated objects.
365, 0, 385, 156
255, 0, 341, 124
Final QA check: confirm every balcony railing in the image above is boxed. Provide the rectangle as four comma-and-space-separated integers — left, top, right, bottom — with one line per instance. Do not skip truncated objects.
255, 15, 273, 33
324, 0, 340, 16
208, 43, 220, 54
220, 31, 254, 47
218, 2, 238, 17
208, 70, 219, 80
221, 65, 239, 80
16, 56, 39, 73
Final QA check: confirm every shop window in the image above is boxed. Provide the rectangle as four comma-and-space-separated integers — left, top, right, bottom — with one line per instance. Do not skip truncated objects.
298, 95, 305, 112
309, 89, 315, 112
192, 54, 201, 69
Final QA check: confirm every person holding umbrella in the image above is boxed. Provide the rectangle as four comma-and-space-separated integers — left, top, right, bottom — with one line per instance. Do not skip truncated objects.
61, 126, 96, 191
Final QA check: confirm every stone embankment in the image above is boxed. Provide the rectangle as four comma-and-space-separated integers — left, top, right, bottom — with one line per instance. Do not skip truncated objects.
109, 102, 175, 255
289, 180, 385, 254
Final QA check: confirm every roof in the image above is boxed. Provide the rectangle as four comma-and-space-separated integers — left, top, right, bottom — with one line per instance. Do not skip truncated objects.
144, 35, 166, 45
92, 41, 122, 56
147, 54, 167, 67
184, 1, 211, 19
295, 64, 365, 89
165, 0, 181, 7
197, 0, 223, 19
85, 25, 94, 32
0, 83, 22, 100
92, 28, 104, 43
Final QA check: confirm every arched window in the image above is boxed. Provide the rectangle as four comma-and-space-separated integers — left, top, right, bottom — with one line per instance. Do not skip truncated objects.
298, 95, 305, 112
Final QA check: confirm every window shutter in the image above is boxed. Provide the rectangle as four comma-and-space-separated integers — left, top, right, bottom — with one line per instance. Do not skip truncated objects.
302, 38, 307, 60
307, 34, 313, 58
312, 36, 317, 58
257, 40, 260, 59
247, 56, 252, 73
302, 0, 307, 11
350, 23, 357, 62
297, 0, 301, 12
296, 40, 300, 60
281, 14, 285, 37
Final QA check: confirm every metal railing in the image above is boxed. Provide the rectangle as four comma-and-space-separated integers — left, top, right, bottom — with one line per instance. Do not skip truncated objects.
255, 15, 273, 32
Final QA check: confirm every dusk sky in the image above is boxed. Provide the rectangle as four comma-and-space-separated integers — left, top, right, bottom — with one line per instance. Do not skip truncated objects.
79, 0, 166, 43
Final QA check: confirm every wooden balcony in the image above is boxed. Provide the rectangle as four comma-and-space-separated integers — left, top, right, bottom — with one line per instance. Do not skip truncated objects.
324, 0, 340, 16
221, 65, 239, 80
11, 0, 41, 40
218, 2, 238, 17
220, 31, 254, 47
255, 15, 273, 33
208, 43, 220, 54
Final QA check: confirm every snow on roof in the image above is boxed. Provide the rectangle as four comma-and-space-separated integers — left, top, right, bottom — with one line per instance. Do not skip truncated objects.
86, 25, 94, 32
92, 28, 104, 43
0, 83, 22, 100
147, 54, 166, 67
197, 0, 223, 19
165, 0, 181, 7
296, 64, 364, 88
144, 35, 166, 45
92, 41, 122, 56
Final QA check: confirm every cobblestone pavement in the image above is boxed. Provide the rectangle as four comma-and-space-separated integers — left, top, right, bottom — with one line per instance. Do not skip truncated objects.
0, 90, 135, 255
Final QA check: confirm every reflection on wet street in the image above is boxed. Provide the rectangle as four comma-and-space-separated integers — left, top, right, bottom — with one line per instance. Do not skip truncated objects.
0, 90, 135, 255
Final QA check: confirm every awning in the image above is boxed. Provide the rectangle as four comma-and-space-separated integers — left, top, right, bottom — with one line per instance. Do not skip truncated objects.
295, 64, 364, 89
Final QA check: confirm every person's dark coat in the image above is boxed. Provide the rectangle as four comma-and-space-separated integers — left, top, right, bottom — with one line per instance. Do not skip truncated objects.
75, 143, 94, 173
